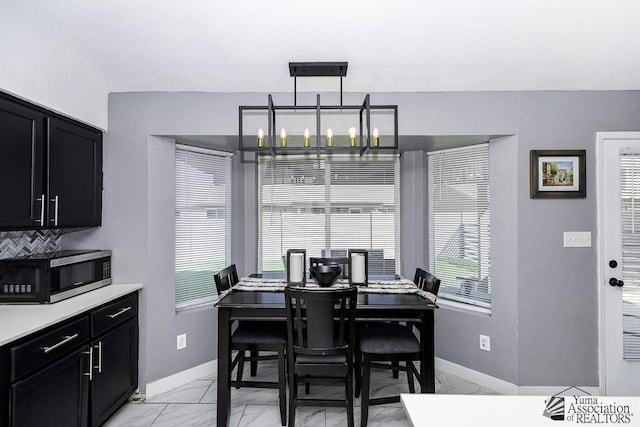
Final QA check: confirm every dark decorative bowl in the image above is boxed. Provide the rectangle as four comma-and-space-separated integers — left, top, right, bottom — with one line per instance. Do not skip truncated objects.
309, 265, 342, 287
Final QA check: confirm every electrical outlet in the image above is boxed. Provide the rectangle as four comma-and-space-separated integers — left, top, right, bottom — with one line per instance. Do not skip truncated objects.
177, 333, 187, 350
479, 334, 491, 352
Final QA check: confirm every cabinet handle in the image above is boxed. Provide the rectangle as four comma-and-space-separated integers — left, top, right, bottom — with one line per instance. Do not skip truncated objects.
84, 347, 93, 380
108, 306, 132, 319
50, 195, 59, 226
95, 341, 103, 373
36, 194, 45, 225
42, 333, 78, 354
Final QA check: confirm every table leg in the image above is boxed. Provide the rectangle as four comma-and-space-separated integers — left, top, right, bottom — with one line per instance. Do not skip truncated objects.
420, 311, 435, 393
217, 308, 231, 427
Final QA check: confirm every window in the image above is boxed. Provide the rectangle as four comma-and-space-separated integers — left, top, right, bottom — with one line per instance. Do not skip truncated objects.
175, 145, 231, 310
427, 144, 491, 308
259, 154, 399, 275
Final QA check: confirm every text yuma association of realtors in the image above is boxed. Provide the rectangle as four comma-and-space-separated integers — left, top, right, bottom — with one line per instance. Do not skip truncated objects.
566, 396, 633, 424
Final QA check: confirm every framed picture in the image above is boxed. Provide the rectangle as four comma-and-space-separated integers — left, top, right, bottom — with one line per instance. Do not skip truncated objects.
530, 150, 586, 198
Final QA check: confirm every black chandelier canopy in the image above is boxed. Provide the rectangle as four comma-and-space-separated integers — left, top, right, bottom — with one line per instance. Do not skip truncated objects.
239, 62, 398, 157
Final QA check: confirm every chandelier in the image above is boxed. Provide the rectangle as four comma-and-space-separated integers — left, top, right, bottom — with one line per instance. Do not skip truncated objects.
239, 62, 398, 156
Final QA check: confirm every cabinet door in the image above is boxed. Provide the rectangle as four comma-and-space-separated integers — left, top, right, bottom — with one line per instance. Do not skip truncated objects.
11, 345, 89, 427
47, 117, 102, 227
0, 96, 45, 229
90, 317, 138, 427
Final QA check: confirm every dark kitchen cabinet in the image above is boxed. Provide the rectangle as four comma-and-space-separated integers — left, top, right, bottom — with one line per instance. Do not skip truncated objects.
0, 292, 139, 427
8, 316, 91, 427
0, 96, 45, 228
89, 295, 139, 427
11, 345, 90, 427
47, 117, 102, 228
0, 91, 102, 230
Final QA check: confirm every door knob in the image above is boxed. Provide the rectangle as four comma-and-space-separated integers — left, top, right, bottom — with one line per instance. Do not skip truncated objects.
609, 277, 624, 287
609, 260, 618, 268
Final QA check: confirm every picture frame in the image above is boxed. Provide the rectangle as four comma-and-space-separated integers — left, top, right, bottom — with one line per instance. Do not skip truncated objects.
530, 150, 586, 198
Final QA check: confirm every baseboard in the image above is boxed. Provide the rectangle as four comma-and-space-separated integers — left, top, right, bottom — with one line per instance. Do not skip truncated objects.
518, 385, 602, 396
145, 360, 217, 399
436, 357, 519, 395
145, 357, 602, 399
436, 358, 602, 396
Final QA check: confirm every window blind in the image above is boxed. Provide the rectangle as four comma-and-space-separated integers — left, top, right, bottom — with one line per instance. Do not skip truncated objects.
427, 144, 491, 307
619, 154, 640, 359
259, 154, 399, 276
175, 145, 231, 310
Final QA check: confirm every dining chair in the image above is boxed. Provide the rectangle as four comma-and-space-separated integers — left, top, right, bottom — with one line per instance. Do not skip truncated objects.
414, 267, 441, 295
214, 265, 288, 426
355, 269, 441, 427
284, 286, 358, 427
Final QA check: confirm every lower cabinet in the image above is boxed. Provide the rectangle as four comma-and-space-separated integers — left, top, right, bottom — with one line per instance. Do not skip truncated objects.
90, 317, 138, 427
1, 292, 139, 427
11, 345, 90, 427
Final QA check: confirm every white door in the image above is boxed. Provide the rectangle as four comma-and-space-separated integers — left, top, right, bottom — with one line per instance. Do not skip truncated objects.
599, 132, 640, 395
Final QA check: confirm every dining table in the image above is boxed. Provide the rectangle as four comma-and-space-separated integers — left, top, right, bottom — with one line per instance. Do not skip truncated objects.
214, 275, 438, 427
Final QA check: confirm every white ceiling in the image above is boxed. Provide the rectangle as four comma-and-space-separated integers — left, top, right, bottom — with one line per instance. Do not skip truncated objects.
6, 0, 640, 94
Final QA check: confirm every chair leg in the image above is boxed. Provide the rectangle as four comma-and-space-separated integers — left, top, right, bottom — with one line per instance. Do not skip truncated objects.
406, 360, 415, 393
354, 349, 361, 398
278, 347, 286, 426
250, 350, 259, 376
288, 367, 296, 427
235, 351, 245, 389
346, 369, 355, 427
361, 357, 371, 427
392, 361, 399, 379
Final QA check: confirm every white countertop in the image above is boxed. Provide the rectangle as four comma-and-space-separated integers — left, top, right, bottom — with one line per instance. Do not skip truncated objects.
402, 394, 559, 426
401, 394, 640, 426
0, 284, 143, 347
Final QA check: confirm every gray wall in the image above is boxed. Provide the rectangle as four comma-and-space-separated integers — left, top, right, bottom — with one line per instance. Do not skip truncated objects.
65, 90, 640, 390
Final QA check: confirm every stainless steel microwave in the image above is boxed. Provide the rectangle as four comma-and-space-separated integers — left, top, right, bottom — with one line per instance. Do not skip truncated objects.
0, 250, 111, 304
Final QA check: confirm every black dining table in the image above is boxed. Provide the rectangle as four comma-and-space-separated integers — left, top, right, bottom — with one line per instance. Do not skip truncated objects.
214, 278, 437, 427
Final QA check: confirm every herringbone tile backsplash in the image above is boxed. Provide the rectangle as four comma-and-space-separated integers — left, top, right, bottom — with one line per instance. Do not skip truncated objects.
0, 230, 62, 259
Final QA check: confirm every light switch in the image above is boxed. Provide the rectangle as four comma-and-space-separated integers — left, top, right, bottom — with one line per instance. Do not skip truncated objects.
563, 231, 591, 248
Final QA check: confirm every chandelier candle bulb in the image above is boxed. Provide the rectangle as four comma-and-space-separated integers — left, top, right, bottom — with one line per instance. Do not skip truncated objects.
326, 128, 334, 147
257, 128, 265, 148
373, 127, 380, 147
304, 128, 311, 147
280, 128, 287, 148
349, 127, 357, 147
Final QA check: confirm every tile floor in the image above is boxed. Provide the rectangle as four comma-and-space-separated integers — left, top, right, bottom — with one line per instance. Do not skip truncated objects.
105, 361, 499, 427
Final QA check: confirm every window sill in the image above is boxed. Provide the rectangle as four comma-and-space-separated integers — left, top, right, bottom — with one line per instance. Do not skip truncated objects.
175, 297, 218, 315
437, 298, 492, 317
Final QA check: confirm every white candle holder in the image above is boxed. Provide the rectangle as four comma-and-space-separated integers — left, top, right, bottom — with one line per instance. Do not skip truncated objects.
286, 249, 306, 286
348, 249, 368, 286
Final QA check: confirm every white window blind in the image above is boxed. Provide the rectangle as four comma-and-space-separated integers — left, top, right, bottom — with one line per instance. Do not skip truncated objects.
428, 144, 491, 307
620, 154, 640, 359
259, 155, 399, 276
175, 145, 231, 310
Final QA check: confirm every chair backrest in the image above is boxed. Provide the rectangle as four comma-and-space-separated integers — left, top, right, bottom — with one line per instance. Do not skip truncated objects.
284, 287, 358, 359
214, 264, 239, 295
310, 257, 349, 279
414, 268, 441, 296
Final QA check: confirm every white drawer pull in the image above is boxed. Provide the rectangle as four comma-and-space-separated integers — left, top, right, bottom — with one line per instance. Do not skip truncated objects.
43, 333, 78, 354
108, 306, 132, 319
